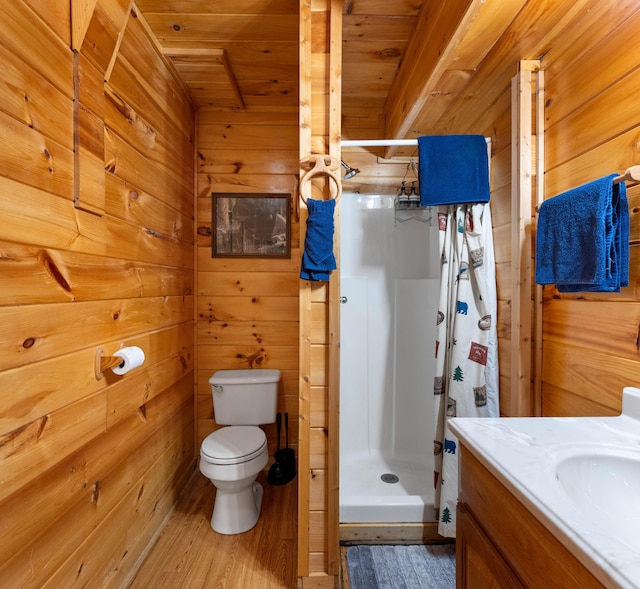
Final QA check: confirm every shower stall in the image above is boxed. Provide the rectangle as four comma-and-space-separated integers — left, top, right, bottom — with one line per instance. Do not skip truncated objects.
339, 192, 440, 524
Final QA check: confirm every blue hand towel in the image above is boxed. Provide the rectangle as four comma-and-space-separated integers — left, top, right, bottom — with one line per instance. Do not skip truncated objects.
300, 198, 337, 281
535, 174, 629, 292
418, 135, 490, 206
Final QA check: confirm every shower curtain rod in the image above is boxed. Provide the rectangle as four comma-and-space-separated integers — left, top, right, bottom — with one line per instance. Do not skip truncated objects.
340, 137, 491, 147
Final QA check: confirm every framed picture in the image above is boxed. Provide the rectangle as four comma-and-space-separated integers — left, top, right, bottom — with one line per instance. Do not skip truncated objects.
212, 193, 291, 258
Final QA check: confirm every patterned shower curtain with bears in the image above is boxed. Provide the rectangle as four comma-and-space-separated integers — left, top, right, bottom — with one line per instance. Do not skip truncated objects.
433, 203, 499, 537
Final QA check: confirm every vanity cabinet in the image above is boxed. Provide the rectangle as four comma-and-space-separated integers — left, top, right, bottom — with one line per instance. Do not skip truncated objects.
457, 446, 607, 589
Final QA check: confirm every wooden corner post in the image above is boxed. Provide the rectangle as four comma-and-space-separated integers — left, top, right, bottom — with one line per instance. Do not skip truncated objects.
510, 60, 540, 417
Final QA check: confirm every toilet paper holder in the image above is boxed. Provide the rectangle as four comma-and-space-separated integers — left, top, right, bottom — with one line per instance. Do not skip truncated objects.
94, 346, 144, 380
95, 347, 122, 380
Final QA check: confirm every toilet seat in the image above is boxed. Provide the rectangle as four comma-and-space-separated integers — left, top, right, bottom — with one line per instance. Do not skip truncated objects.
201, 426, 267, 465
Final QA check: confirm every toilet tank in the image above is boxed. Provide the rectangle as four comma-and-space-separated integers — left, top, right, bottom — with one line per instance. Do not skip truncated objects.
209, 369, 280, 425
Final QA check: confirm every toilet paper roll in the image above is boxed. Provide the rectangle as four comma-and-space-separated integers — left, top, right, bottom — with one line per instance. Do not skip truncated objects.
112, 346, 145, 375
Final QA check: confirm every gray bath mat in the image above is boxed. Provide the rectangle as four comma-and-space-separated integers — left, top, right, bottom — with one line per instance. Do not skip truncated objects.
346, 544, 456, 589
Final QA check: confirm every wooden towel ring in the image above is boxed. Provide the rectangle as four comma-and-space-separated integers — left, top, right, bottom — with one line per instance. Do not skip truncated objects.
298, 154, 342, 205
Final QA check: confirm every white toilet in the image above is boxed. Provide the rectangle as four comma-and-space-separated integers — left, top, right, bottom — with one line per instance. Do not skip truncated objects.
199, 368, 280, 535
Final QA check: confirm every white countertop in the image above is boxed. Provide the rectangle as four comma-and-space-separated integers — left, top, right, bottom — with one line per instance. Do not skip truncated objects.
449, 387, 640, 589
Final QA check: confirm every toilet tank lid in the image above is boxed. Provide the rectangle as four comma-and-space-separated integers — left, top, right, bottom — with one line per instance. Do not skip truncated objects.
209, 369, 281, 385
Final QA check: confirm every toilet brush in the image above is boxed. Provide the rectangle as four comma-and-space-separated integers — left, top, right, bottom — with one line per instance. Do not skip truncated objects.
268, 413, 286, 485
280, 413, 296, 480
267, 412, 295, 485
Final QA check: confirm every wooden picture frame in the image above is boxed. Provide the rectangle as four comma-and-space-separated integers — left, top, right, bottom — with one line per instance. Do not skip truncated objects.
212, 193, 291, 258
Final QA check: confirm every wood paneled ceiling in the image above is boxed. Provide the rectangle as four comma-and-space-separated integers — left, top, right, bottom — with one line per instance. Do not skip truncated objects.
135, 0, 300, 109
136, 0, 527, 152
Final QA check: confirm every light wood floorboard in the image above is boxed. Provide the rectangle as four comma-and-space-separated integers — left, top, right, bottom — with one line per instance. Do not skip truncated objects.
129, 471, 298, 589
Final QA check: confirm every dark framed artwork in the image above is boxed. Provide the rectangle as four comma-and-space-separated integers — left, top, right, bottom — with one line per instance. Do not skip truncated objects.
212, 193, 291, 258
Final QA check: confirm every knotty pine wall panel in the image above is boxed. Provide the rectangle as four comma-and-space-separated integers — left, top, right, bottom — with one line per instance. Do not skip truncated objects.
0, 44, 73, 149
0, 397, 192, 576
22, 0, 71, 44
195, 104, 300, 469
114, 8, 194, 139
2, 2, 73, 95
483, 102, 515, 417
541, 383, 619, 418
103, 129, 192, 217
541, 339, 637, 409
540, 2, 640, 416
0, 2, 195, 587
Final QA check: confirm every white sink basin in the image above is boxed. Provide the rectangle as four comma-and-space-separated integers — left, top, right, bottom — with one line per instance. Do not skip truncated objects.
555, 448, 640, 520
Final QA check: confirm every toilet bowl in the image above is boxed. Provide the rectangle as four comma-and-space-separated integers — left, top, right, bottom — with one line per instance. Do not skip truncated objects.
200, 426, 269, 535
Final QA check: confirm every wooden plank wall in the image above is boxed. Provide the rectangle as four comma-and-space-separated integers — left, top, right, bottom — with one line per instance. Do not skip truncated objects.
447, 0, 640, 418
0, 1, 196, 587
194, 111, 301, 462
440, 0, 640, 418
341, 0, 640, 421
539, 2, 640, 417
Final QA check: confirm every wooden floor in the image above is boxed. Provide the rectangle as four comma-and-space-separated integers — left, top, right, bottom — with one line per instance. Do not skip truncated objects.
129, 469, 298, 589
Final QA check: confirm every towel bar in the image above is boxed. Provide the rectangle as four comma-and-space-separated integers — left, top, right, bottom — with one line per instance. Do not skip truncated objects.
614, 165, 640, 185
340, 137, 491, 147
535, 165, 640, 213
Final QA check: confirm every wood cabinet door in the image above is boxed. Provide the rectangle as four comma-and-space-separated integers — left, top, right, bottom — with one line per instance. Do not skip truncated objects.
457, 503, 525, 589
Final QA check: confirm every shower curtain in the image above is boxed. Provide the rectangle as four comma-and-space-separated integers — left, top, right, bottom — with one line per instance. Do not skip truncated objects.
433, 203, 499, 537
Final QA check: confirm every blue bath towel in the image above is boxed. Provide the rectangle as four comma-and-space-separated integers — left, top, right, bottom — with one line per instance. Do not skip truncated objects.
300, 198, 337, 281
535, 174, 629, 292
418, 135, 490, 206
